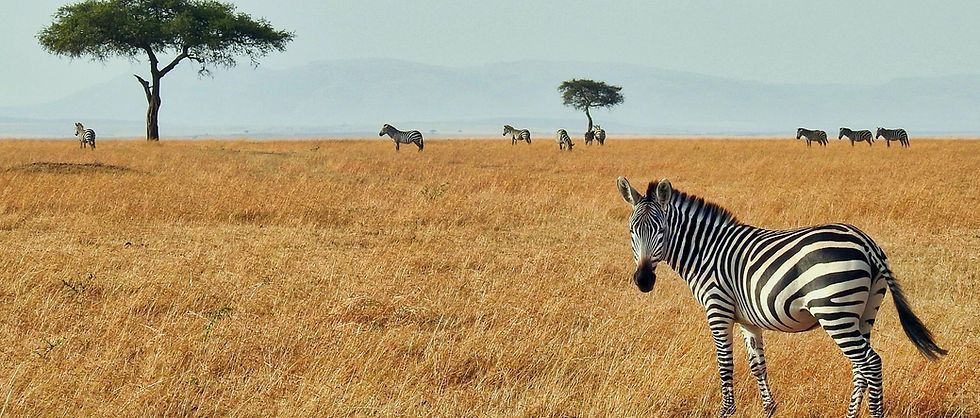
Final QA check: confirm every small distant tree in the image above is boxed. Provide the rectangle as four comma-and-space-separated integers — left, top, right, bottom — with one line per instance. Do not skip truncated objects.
558, 79, 624, 134
38, 0, 294, 141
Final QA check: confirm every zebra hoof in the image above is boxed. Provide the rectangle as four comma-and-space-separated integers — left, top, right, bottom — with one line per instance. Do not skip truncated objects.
763, 401, 777, 417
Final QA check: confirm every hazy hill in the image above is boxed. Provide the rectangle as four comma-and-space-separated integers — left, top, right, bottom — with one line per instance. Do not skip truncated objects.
2, 59, 978, 137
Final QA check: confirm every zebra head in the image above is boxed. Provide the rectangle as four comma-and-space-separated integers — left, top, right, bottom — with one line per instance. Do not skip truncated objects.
796, 128, 804, 139
379, 124, 391, 137
838, 128, 846, 140
875, 127, 884, 139
617, 177, 672, 293
503, 125, 514, 136
75, 122, 85, 136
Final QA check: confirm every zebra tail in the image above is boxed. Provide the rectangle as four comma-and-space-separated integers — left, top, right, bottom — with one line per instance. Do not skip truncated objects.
882, 268, 948, 360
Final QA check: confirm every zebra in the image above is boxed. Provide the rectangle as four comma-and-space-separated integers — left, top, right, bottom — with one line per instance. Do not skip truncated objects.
594, 125, 606, 145
876, 127, 909, 148
555, 129, 574, 151
74, 122, 96, 149
616, 177, 946, 418
503, 125, 531, 145
584, 129, 595, 145
839, 128, 874, 147
797, 128, 828, 147
379, 124, 424, 151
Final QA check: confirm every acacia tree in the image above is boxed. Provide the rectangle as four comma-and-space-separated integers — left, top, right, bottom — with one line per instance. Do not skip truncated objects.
558, 79, 624, 135
38, 0, 293, 141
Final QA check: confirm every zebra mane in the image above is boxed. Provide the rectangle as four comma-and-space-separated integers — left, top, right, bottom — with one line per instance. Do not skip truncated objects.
649, 186, 740, 225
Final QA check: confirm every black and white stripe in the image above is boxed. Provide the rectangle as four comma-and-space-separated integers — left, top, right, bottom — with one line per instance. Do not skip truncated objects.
379, 123, 424, 151
503, 125, 531, 145
617, 178, 946, 418
839, 128, 874, 147
74, 122, 96, 149
593, 125, 606, 145
876, 127, 909, 148
797, 128, 828, 147
555, 129, 574, 151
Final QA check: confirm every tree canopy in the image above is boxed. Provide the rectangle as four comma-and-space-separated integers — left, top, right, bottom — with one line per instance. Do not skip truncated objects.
558, 79, 624, 112
38, 0, 294, 140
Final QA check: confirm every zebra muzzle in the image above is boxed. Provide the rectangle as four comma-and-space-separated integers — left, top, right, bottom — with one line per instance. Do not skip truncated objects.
634, 260, 656, 293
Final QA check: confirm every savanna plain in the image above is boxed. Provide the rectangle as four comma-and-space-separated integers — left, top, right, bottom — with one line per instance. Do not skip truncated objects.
0, 138, 977, 417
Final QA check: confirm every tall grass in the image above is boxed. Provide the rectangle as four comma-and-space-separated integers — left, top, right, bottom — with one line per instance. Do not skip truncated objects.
0, 138, 977, 417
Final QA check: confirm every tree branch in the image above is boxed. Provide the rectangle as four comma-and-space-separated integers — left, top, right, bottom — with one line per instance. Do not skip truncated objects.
159, 45, 190, 76
134, 74, 151, 103
143, 46, 160, 75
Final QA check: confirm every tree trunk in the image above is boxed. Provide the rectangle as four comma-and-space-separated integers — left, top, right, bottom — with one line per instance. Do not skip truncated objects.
147, 77, 161, 141
585, 106, 593, 132
135, 74, 161, 141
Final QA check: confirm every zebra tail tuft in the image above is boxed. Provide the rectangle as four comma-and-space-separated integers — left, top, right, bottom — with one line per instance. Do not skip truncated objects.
883, 269, 948, 360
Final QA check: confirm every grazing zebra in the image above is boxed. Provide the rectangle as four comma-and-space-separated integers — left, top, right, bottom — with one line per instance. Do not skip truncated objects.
555, 129, 574, 151
839, 128, 875, 147
74, 122, 96, 149
594, 125, 606, 145
876, 127, 909, 148
616, 177, 946, 418
797, 128, 828, 147
503, 125, 531, 145
584, 129, 595, 145
379, 123, 424, 151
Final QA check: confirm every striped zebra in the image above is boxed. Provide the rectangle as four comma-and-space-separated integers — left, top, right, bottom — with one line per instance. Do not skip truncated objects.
503, 125, 531, 145
839, 128, 874, 147
797, 128, 828, 147
876, 127, 909, 148
616, 177, 946, 418
584, 129, 595, 145
74, 122, 96, 149
594, 125, 606, 145
379, 124, 424, 151
555, 129, 574, 151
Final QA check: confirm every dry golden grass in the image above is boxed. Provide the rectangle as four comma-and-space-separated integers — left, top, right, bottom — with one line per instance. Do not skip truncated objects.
0, 138, 977, 417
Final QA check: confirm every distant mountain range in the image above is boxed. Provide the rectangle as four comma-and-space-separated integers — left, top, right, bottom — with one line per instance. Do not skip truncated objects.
2, 59, 978, 138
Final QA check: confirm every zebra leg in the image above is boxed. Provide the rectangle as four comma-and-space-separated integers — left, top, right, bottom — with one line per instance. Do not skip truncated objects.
395, 141, 400, 151
739, 324, 777, 416
815, 313, 882, 418
708, 316, 737, 417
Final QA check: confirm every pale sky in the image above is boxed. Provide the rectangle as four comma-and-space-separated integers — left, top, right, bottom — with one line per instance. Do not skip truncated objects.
1, 0, 978, 106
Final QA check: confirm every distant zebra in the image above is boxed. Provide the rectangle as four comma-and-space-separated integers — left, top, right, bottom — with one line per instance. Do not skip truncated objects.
503, 125, 531, 145
797, 128, 828, 147
555, 129, 574, 151
379, 124, 424, 151
876, 127, 909, 148
617, 177, 946, 418
584, 129, 595, 145
74, 122, 96, 149
839, 128, 874, 146
594, 125, 606, 145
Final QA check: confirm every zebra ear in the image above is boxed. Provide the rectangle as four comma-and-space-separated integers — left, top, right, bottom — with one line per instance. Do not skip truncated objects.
655, 179, 673, 209
617, 177, 641, 206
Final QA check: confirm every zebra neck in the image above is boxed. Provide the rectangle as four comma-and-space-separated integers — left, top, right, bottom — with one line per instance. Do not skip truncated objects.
662, 194, 741, 281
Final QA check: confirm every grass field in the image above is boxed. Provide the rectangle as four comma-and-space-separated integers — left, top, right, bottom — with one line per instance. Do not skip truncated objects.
0, 138, 977, 417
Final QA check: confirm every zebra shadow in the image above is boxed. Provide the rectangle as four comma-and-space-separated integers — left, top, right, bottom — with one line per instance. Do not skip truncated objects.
5, 162, 140, 174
